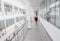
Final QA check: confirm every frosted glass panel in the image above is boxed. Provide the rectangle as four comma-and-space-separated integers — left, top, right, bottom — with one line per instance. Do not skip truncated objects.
16, 17, 19, 22
0, 20, 5, 31
4, 4, 12, 15
6, 18, 14, 27
40, 0, 60, 28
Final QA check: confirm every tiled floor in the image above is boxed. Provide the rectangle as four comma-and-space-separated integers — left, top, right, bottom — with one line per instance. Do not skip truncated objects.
23, 21, 52, 41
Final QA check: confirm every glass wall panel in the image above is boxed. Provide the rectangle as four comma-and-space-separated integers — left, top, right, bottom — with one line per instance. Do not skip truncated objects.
16, 17, 19, 22
6, 18, 14, 27
55, 2, 60, 28
19, 8, 21, 14
0, 3, 1, 11
49, 7, 56, 25
4, 4, 12, 15
0, 20, 5, 31
40, 0, 60, 28
23, 9, 26, 14
14, 7, 18, 14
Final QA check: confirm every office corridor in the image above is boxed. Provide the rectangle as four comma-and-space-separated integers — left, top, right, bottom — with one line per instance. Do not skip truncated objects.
0, 0, 60, 41
23, 21, 52, 41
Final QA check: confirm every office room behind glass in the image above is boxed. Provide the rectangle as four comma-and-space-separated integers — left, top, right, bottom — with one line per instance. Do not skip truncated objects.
40, 0, 60, 28
4, 4, 12, 15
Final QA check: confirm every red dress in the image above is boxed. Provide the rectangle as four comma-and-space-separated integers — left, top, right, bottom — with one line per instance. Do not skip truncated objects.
35, 16, 38, 22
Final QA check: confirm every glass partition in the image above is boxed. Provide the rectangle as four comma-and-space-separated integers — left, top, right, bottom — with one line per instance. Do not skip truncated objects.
4, 4, 12, 15
0, 3, 2, 16
19, 8, 21, 14
16, 17, 20, 22
6, 18, 14, 27
0, 20, 5, 31
55, 2, 60, 28
0, 3, 1, 11
14, 7, 18, 15
23, 9, 26, 14
40, 0, 60, 28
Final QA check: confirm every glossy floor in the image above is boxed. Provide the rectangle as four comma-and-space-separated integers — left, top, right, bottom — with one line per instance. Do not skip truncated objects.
23, 21, 52, 41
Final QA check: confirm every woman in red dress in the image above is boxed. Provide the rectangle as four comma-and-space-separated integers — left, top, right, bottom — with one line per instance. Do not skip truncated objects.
34, 10, 38, 24
35, 16, 38, 23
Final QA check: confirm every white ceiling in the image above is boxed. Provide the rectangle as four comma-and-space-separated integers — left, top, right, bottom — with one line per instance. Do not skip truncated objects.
29, 0, 43, 10
29, 0, 58, 10
19, 0, 43, 10
19, 0, 58, 10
